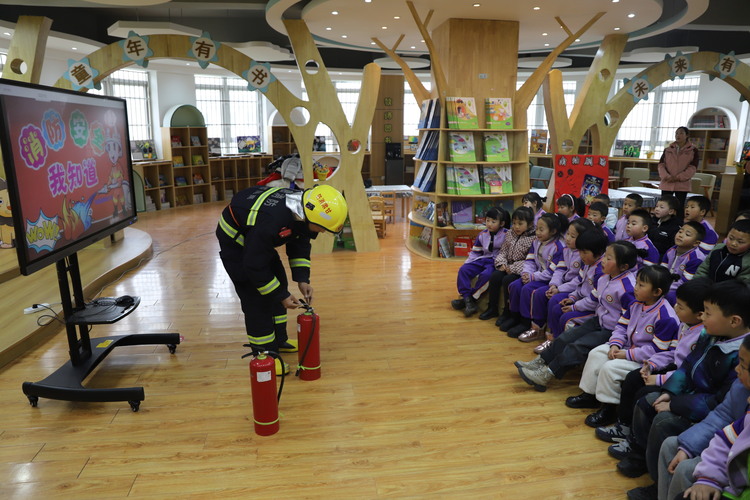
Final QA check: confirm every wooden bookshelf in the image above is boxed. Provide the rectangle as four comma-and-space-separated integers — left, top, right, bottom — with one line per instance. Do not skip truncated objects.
688, 107, 738, 175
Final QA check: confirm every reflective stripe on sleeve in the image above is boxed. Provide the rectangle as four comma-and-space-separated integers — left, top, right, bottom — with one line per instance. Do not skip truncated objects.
289, 258, 311, 268
257, 277, 281, 295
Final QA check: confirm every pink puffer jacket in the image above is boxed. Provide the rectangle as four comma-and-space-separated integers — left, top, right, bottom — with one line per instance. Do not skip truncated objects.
657, 141, 699, 192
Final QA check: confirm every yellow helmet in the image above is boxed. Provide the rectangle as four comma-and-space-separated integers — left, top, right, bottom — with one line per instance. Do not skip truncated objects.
303, 185, 348, 233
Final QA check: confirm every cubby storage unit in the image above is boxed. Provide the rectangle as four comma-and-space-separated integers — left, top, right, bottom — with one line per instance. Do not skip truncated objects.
207, 154, 269, 201
272, 125, 296, 157
688, 107, 738, 174
137, 160, 175, 210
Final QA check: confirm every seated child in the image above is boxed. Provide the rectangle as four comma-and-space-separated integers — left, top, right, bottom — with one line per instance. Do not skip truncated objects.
593, 193, 618, 230
517, 218, 595, 344
649, 196, 682, 259
522, 191, 547, 226
588, 201, 615, 243
684, 195, 718, 255
543, 230, 609, 354
609, 280, 750, 479
451, 207, 510, 316
503, 213, 568, 337
514, 240, 641, 392
694, 219, 750, 284
616, 193, 643, 241
626, 208, 660, 270
556, 193, 585, 221
594, 278, 710, 448
661, 221, 707, 305
568, 266, 679, 430
480, 207, 536, 322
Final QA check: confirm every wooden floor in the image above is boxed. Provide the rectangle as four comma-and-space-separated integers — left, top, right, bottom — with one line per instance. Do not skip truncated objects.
0, 203, 651, 499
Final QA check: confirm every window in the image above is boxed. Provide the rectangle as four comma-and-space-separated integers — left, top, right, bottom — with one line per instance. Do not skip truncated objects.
95, 69, 152, 143
404, 81, 432, 137
525, 80, 577, 132
195, 75, 262, 154
614, 75, 699, 155
301, 80, 365, 151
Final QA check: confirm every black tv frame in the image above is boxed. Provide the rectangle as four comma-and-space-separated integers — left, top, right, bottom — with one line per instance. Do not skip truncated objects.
0, 79, 138, 276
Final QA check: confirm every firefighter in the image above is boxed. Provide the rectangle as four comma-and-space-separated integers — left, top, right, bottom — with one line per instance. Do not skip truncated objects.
216, 184, 348, 375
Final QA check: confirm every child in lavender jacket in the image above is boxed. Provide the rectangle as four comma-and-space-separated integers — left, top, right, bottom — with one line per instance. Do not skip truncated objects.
615, 193, 643, 241
661, 221, 706, 305
503, 213, 567, 338
451, 207, 510, 316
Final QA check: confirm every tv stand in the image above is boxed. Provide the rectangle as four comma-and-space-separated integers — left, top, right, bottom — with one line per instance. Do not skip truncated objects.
21, 253, 180, 412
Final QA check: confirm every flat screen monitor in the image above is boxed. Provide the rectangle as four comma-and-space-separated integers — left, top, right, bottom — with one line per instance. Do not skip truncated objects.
0, 79, 137, 275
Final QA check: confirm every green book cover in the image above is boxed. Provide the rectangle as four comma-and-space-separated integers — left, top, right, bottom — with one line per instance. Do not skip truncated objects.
448, 132, 477, 162
485, 97, 513, 129
454, 165, 482, 195
445, 166, 459, 194
446, 97, 479, 129
483, 132, 510, 162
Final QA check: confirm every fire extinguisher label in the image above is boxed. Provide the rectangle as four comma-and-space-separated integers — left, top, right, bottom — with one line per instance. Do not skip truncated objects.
257, 371, 272, 383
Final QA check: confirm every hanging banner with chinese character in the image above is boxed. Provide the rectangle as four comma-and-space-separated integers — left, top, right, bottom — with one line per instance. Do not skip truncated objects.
64, 57, 100, 91
668, 52, 691, 80
554, 154, 609, 207
119, 31, 153, 68
715, 51, 738, 79
188, 31, 220, 69
243, 62, 276, 93
624, 75, 652, 103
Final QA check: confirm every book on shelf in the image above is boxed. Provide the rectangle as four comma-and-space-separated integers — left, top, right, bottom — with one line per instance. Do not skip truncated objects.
193, 193, 204, 204
474, 200, 493, 225
483, 132, 510, 162
191, 154, 205, 165
690, 114, 726, 129
130, 140, 144, 161
421, 201, 436, 222
454, 236, 474, 257
445, 166, 459, 194
171, 135, 182, 147
418, 226, 433, 247
689, 136, 706, 149
404, 135, 419, 153
208, 137, 221, 155
412, 194, 431, 216
191, 135, 202, 146
414, 162, 437, 192
485, 97, 513, 129
237, 135, 261, 153
436, 201, 451, 227
612, 140, 642, 158
175, 176, 188, 186
481, 165, 513, 194
708, 137, 728, 150
453, 165, 482, 195
530, 129, 548, 154
193, 173, 205, 184
417, 99, 432, 129
172, 155, 184, 167
446, 97, 479, 129
437, 236, 453, 258
451, 200, 475, 229
448, 132, 477, 162
414, 131, 439, 161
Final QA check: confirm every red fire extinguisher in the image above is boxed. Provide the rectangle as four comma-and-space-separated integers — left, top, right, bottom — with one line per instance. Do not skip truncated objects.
249, 352, 280, 436
296, 304, 320, 381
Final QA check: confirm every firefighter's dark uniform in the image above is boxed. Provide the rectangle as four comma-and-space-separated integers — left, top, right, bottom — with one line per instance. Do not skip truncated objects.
216, 186, 315, 352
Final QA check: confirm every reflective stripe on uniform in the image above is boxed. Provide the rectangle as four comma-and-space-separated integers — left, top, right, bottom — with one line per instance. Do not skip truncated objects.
274, 313, 287, 325
219, 214, 245, 246
247, 332, 276, 345
257, 277, 281, 295
289, 258, 310, 268
247, 187, 282, 227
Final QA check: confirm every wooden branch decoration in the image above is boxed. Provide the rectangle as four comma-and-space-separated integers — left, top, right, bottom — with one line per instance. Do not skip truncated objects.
371, 36, 430, 104
406, 1, 447, 97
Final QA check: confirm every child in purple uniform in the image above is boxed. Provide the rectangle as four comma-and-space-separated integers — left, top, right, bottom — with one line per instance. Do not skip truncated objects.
517, 218, 595, 344
569, 265, 680, 428
451, 207, 510, 316
515, 240, 643, 392
593, 193, 618, 230
661, 221, 706, 305
503, 213, 568, 337
522, 191, 547, 226
588, 201, 616, 243
556, 193, 585, 221
615, 193, 643, 241
626, 208, 660, 270
542, 230, 609, 354
684, 195, 718, 255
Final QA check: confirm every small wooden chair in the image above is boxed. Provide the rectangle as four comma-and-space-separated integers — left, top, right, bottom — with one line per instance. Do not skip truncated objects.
369, 196, 387, 238
380, 191, 397, 222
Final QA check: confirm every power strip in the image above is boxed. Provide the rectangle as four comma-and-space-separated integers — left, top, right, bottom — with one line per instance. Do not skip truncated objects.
24, 303, 50, 315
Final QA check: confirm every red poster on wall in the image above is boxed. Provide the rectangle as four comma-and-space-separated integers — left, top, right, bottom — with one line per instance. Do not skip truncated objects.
553, 154, 609, 207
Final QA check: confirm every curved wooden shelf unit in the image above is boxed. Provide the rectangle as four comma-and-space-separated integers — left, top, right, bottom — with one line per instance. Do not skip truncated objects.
406, 237, 432, 259
408, 211, 434, 227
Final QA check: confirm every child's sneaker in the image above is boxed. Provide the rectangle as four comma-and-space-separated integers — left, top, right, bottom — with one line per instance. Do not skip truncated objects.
514, 355, 543, 369
596, 422, 630, 443
607, 440, 632, 460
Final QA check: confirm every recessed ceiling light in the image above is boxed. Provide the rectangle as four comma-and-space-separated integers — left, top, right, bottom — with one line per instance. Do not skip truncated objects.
365, 0, 372, 2
410, 46, 416, 49
473, 3, 480, 6
394, 16, 400, 19
533, 6, 540, 10
341, 35, 347, 38
544, 43, 550, 47
71, 47, 77, 50
371, 41, 376, 45
614, 27, 621, 31
381, 26, 387, 29
542, 32, 548, 36
3, 32, 10, 36
627, 13, 635, 18
326, 27, 332, 30
185, 62, 190, 65
420, 39, 424, 43
575, 38, 581, 42
332, 11, 338, 15
612, 0, 619, 2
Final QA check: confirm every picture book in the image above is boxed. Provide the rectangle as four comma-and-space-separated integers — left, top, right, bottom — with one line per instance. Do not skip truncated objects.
451, 200, 475, 229
172, 155, 184, 167
191, 154, 205, 165
426, 98, 441, 128
175, 176, 188, 186
483, 132, 510, 162
740, 141, 750, 167
454, 236, 474, 257
485, 97, 513, 129
481, 165, 513, 194
708, 137, 728, 150
417, 99, 432, 129
530, 129, 548, 154
445, 166, 459, 195
416, 162, 437, 192
580, 173, 604, 204
404, 135, 420, 153
438, 236, 453, 258
446, 97, 479, 129
130, 140, 143, 161
613, 140, 642, 158
415, 130, 439, 161
208, 137, 221, 155
192, 173, 205, 184
418, 225, 433, 247
453, 165, 482, 195
237, 135, 261, 153
436, 201, 451, 227
171, 135, 182, 147
474, 200, 493, 225
191, 135, 202, 146
448, 132, 477, 162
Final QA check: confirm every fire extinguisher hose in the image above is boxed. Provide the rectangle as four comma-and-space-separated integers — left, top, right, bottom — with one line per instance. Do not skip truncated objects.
296, 300, 317, 377
242, 348, 285, 403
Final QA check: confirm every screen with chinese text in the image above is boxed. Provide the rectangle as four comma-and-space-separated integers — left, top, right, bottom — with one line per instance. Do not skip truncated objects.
0, 80, 137, 275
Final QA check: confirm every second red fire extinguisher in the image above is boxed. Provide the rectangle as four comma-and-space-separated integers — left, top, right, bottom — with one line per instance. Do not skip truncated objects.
296, 305, 320, 381
249, 352, 279, 436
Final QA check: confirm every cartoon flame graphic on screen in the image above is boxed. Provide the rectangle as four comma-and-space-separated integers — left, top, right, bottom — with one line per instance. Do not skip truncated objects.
25, 210, 60, 253
60, 197, 85, 242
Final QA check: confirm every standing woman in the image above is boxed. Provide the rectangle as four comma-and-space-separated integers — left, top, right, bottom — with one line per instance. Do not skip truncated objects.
658, 126, 699, 213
